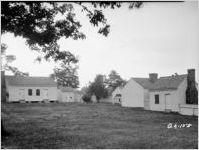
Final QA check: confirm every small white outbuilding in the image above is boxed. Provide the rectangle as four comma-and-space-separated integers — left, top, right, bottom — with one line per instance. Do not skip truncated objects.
57, 86, 83, 103
112, 86, 123, 104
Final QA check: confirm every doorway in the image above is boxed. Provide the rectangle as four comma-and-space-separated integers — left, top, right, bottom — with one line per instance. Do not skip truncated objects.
43, 89, 48, 100
19, 89, 25, 100
165, 93, 172, 111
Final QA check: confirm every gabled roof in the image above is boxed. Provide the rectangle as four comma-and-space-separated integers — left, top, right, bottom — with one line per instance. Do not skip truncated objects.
59, 87, 84, 95
112, 86, 123, 94
60, 86, 74, 92
114, 86, 123, 91
133, 74, 187, 91
75, 90, 84, 95
5, 75, 57, 87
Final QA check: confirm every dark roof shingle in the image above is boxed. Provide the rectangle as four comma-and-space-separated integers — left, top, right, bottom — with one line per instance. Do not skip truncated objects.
5, 75, 57, 87
133, 74, 187, 91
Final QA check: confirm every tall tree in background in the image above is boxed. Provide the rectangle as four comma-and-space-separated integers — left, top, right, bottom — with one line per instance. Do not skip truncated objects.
50, 62, 79, 88
87, 74, 108, 102
105, 70, 126, 95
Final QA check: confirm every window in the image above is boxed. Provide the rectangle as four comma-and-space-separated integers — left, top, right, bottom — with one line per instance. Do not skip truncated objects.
155, 94, 159, 104
28, 89, 32, 96
36, 89, 40, 96
116, 94, 121, 97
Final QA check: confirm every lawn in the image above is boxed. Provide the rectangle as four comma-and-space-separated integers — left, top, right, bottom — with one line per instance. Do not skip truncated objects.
1, 102, 198, 149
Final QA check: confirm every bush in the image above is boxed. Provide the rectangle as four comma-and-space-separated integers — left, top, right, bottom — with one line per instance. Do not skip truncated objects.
82, 94, 91, 103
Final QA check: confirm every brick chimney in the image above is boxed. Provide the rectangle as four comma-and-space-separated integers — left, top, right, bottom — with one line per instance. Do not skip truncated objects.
149, 73, 158, 83
186, 69, 198, 104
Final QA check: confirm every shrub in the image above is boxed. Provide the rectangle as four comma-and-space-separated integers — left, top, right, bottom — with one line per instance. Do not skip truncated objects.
82, 94, 91, 103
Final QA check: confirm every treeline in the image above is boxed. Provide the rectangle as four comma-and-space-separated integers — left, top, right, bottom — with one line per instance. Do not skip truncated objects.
81, 70, 126, 102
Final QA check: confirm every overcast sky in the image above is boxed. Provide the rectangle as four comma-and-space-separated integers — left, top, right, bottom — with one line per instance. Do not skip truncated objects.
1, 1, 198, 88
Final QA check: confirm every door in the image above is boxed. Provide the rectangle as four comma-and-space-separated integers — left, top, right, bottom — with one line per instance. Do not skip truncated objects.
144, 99, 150, 110
43, 89, 48, 99
19, 89, 25, 100
165, 94, 172, 111
65, 95, 68, 102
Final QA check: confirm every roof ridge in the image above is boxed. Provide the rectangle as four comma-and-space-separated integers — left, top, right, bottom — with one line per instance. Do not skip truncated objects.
132, 77, 148, 79
132, 74, 186, 91
5, 75, 57, 87
159, 74, 187, 78
5, 75, 53, 78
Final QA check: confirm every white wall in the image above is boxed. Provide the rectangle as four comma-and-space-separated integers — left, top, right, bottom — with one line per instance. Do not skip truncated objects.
179, 104, 198, 116
112, 96, 122, 104
121, 79, 144, 107
57, 89, 62, 102
149, 90, 177, 112
111, 87, 122, 104
144, 89, 150, 110
57, 90, 83, 103
8, 86, 57, 102
112, 87, 121, 99
61, 92, 75, 102
74, 93, 83, 102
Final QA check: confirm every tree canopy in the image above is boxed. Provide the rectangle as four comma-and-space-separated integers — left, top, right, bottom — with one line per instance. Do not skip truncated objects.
105, 70, 126, 94
50, 63, 79, 88
87, 74, 108, 101
1, 43, 29, 76
1, 2, 143, 64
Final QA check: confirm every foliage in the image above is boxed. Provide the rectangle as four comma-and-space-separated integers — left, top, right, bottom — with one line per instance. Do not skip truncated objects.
105, 70, 126, 95
50, 63, 79, 88
1, 43, 29, 76
82, 93, 92, 103
83, 71, 126, 101
87, 74, 109, 101
1, 2, 143, 64
81, 85, 91, 102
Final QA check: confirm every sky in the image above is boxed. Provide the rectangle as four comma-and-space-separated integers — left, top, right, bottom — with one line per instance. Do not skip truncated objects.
1, 1, 199, 89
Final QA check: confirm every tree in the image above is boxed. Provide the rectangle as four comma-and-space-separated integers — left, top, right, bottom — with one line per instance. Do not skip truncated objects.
1, 44, 28, 137
1, 43, 29, 76
50, 63, 79, 88
87, 74, 109, 102
1, 2, 143, 64
105, 70, 126, 95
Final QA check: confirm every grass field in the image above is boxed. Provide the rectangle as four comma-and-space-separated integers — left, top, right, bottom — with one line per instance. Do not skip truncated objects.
1, 103, 198, 149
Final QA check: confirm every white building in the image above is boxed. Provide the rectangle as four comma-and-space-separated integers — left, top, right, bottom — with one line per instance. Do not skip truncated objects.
121, 69, 198, 115
148, 74, 187, 112
5, 75, 57, 102
57, 86, 83, 103
112, 86, 123, 104
91, 94, 97, 103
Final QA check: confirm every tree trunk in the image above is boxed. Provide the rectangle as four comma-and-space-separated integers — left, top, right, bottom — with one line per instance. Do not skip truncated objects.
1, 120, 9, 137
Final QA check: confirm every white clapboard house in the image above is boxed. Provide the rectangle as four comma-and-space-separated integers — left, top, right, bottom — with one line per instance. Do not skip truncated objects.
5, 75, 57, 102
121, 69, 198, 115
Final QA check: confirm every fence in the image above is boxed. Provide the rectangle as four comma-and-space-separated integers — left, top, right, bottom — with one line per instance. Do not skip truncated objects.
179, 104, 198, 116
